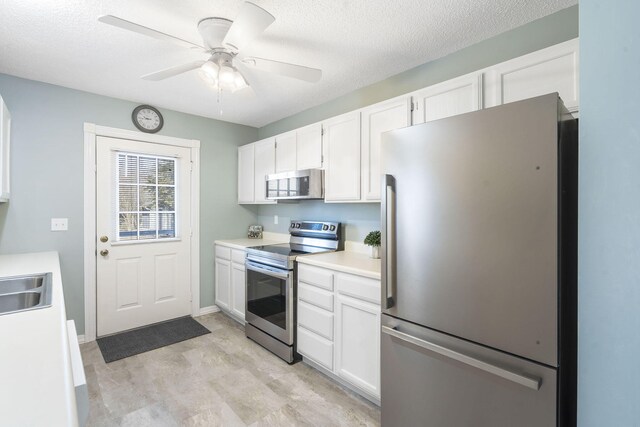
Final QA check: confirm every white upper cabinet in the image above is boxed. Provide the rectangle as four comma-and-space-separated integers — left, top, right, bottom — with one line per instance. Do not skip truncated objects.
296, 122, 323, 170
484, 38, 579, 112
275, 131, 297, 173
361, 97, 412, 201
0, 95, 10, 203
254, 138, 276, 204
237, 143, 255, 204
411, 72, 482, 125
324, 111, 362, 202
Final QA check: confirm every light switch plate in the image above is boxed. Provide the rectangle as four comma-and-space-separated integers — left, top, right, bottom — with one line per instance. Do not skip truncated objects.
51, 218, 68, 231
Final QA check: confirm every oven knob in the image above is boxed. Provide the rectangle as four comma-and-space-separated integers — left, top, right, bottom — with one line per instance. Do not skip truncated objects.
330, 225, 336, 231
322, 224, 329, 231
296, 223, 301, 228
290, 222, 295, 228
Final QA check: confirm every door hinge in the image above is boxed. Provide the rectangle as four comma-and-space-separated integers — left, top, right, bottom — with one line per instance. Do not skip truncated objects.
411, 102, 415, 112
190, 161, 193, 172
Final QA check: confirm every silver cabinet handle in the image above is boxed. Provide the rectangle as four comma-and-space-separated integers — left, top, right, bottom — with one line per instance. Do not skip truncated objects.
381, 174, 396, 309
381, 325, 541, 391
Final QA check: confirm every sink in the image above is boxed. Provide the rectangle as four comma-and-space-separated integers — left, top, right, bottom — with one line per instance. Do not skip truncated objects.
0, 273, 52, 315
0, 275, 44, 294
0, 292, 41, 313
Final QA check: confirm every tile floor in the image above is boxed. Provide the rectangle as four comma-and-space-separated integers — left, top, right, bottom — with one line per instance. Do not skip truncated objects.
81, 312, 380, 426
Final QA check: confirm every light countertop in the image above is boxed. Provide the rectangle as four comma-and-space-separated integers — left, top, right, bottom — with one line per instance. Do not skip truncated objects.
214, 237, 288, 250
0, 251, 78, 426
297, 251, 381, 280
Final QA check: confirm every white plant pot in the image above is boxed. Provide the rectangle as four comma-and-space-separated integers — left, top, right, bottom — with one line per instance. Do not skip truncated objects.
369, 246, 380, 259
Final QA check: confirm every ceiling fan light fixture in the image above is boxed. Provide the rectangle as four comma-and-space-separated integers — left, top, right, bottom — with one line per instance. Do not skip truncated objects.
218, 64, 236, 85
233, 71, 249, 91
198, 69, 217, 88
201, 61, 219, 79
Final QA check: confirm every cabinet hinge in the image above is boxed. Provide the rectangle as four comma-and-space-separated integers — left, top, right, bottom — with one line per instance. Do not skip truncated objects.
274, 141, 278, 149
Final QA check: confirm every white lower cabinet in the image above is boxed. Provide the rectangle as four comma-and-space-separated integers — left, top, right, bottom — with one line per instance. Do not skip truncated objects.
335, 294, 380, 398
296, 263, 381, 401
214, 244, 247, 322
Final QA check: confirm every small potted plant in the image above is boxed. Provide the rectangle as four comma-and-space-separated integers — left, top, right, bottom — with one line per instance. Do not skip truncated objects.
364, 231, 381, 259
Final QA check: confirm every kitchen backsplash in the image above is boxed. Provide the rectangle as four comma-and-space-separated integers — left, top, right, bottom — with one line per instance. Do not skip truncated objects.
257, 201, 381, 243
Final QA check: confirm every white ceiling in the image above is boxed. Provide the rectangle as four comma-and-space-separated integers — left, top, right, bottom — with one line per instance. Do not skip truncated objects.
0, 0, 576, 128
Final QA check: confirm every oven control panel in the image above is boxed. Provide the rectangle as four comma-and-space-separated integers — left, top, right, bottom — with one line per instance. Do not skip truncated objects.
289, 220, 340, 238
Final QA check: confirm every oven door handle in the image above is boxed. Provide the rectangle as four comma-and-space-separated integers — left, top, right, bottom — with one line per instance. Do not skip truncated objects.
246, 260, 291, 280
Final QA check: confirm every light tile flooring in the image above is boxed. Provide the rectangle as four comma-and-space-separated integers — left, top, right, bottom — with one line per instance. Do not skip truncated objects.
81, 312, 380, 426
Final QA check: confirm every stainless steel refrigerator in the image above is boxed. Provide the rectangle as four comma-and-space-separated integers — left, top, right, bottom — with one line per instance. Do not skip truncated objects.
380, 93, 577, 427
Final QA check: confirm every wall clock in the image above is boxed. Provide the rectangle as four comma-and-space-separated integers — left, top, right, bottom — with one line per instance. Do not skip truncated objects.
132, 105, 163, 133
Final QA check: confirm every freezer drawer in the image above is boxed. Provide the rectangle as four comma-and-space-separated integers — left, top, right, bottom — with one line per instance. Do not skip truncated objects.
381, 315, 557, 427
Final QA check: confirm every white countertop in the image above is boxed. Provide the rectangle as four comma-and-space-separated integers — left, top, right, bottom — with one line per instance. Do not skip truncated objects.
215, 237, 288, 250
0, 252, 78, 427
297, 251, 382, 280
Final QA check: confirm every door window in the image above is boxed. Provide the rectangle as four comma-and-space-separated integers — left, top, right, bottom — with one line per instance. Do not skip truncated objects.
116, 152, 177, 241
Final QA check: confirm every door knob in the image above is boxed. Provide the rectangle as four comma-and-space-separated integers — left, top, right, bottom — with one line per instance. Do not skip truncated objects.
100, 235, 109, 243
100, 249, 109, 257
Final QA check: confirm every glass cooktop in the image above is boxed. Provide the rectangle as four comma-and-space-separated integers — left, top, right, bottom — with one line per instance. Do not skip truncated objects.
247, 243, 332, 258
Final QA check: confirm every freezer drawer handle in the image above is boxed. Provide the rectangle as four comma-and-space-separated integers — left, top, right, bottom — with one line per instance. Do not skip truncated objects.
381, 325, 541, 391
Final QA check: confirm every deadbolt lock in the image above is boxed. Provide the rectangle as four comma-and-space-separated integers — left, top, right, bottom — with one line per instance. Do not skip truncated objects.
100, 249, 109, 257
100, 235, 109, 243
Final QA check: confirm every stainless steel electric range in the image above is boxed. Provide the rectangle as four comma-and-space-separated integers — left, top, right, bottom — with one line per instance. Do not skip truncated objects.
245, 220, 343, 363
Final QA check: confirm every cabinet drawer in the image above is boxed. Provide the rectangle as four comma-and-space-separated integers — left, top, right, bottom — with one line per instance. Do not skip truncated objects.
298, 326, 334, 370
215, 245, 231, 261
336, 273, 381, 304
298, 300, 334, 340
298, 264, 334, 291
231, 249, 246, 264
298, 282, 334, 311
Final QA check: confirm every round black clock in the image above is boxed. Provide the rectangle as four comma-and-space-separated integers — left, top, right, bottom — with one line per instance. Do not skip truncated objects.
132, 105, 164, 133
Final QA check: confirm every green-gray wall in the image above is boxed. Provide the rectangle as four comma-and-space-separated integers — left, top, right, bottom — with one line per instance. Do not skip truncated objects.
0, 74, 259, 334
254, 5, 578, 242
579, 0, 640, 423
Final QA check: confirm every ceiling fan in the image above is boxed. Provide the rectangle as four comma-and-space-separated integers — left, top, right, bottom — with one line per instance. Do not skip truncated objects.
98, 2, 322, 94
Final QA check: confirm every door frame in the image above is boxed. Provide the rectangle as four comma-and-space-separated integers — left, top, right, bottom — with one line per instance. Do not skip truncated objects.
83, 123, 201, 342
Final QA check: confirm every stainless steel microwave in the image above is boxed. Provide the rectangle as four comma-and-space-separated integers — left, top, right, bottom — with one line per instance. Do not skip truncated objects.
265, 169, 324, 201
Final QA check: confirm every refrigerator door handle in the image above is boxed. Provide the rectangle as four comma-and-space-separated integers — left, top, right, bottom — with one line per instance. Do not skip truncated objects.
381, 174, 396, 310
381, 325, 542, 391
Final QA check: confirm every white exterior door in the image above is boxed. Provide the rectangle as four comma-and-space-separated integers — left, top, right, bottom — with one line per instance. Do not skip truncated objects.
96, 136, 192, 336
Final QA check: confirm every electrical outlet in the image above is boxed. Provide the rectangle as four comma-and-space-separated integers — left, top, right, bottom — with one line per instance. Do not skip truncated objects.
51, 218, 68, 231
274, 215, 279, 225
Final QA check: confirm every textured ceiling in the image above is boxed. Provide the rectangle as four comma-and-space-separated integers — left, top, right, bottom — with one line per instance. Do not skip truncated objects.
0, 0, 576, 127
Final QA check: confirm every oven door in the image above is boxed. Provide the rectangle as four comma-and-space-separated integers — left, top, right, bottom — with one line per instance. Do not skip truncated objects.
245, 260, 294, 345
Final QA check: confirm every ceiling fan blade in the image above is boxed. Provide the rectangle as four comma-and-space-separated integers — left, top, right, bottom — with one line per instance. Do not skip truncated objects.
222, 2, 275, 52
242, 57, 322, 83
141, 60, 206, 81
98, 15, 206, 51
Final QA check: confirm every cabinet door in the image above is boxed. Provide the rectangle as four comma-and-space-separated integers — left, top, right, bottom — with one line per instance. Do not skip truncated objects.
296, 122, 323, 170
412, 72, 481, 125
254, 138, 276, 204
336, 294, 380, 398
361, 97, 411, 201
214, 257, 231, 311
0, 96, 10, 202
231, 262, 246, 320
275, 131, 297, 173
237, 143, 255, 204
485, 38, 579, 112
324, 112, 361, 202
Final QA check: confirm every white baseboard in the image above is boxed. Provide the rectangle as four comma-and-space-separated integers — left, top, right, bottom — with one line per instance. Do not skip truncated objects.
77, 334, 86, 344
197, 305, 221, 316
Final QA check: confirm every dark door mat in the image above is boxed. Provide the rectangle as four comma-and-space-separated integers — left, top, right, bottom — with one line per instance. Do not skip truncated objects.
96, 316, 210, 363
